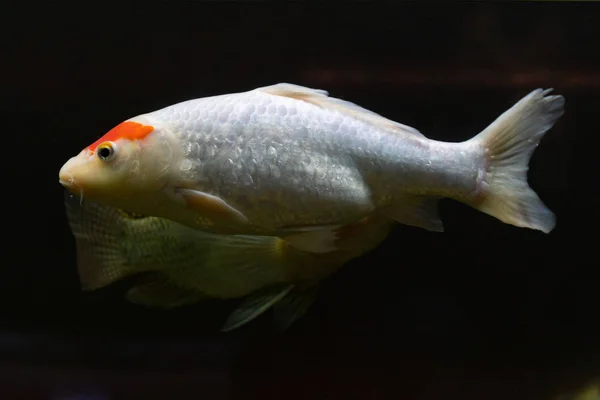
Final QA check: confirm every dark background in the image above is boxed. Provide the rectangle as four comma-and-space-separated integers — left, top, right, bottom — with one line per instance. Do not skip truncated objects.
2, 2, 599, 399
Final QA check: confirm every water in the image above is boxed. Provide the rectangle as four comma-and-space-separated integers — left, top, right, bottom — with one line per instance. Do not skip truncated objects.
3, 2, 599, 399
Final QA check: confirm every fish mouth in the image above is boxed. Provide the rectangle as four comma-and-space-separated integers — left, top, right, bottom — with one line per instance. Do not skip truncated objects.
58, 165, 80, 192
59, 178, 75, 188
58, 179, 80, 194
59, 178, 82, 198
59, 175, 86, 205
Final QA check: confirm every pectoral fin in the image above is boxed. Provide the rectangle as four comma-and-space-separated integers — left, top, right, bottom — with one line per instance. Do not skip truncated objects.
221, 284, 295, 332
382, 196, 444, 232
176, 188, 249, 226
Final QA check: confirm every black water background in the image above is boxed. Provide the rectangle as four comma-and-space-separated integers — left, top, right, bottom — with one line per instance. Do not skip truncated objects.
1, 2, 599, 399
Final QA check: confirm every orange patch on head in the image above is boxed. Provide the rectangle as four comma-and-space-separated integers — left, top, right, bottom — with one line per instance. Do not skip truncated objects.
87, 121, 155, 152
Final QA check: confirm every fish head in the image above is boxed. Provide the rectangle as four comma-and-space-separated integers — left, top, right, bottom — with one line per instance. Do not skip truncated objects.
59, 116, 178, 211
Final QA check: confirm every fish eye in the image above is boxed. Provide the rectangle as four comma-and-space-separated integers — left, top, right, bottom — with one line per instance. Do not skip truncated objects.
97, 142, 116, 161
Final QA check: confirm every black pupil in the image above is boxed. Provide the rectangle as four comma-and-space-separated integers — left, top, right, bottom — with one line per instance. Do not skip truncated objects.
99, 147, 112, 159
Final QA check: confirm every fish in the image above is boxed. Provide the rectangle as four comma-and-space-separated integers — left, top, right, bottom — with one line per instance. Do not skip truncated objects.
59, 83, 565, 253
63, 191, 394, 331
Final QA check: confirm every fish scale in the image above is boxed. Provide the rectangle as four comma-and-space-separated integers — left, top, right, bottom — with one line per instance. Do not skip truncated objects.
152, 89, 442, 225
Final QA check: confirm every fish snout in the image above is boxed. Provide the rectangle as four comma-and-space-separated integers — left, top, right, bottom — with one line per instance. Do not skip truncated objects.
58, 158, 82, 192
59, 171, 79, 192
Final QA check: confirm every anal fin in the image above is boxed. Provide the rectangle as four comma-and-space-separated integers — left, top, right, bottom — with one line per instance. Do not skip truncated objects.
272, 283, 319, 332
221, 284, 294, 332
381, 196, 444, 232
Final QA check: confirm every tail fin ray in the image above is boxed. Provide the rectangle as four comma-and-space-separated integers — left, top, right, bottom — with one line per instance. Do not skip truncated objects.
467, 88, 565, 233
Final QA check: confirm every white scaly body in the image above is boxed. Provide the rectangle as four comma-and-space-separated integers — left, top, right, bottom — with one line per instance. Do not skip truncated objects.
60, 83, 565, 253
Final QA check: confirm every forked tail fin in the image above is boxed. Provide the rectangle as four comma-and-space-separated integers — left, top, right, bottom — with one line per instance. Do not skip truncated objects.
466, 88, 565, 233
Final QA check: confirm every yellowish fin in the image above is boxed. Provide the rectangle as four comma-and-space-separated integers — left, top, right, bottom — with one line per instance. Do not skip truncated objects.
221, 284, 295, 332
64, 191, 140, 290
221, 282, 319, 332
271, 283, 319, 331
466, 88, 564, 233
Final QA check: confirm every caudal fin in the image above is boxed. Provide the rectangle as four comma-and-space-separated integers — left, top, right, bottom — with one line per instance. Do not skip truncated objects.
466, 88, 565, 233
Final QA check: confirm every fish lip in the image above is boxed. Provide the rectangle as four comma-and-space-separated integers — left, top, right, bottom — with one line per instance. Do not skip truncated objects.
59, 162, 79, 190
59, 178, 73, 188
59, 177, 80, 192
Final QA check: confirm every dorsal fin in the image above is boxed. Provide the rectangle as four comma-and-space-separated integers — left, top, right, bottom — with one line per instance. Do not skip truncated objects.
258, 83, 425, 138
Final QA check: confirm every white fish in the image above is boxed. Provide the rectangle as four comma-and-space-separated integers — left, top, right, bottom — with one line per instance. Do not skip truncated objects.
63, 192, 393, 331
59, 83, 565, 253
